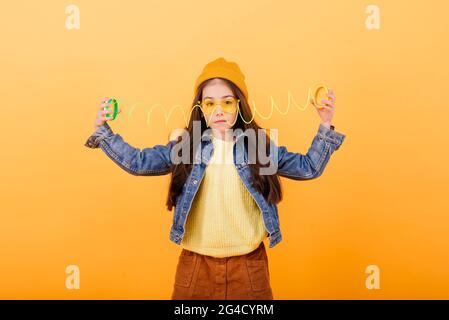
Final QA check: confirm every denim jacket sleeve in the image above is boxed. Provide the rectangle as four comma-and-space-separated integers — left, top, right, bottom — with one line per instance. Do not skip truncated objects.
276, 123, 346, 180
84, 122, 176, 176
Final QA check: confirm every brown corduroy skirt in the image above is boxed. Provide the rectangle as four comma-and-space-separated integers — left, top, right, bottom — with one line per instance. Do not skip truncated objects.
171, 241, 273, 300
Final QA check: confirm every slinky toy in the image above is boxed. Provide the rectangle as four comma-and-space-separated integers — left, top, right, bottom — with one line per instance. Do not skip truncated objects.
313, 85, 330, 109
107, 85, 331, 126
104, 98, 119, 120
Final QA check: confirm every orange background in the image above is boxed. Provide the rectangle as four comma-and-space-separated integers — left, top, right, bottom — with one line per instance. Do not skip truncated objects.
1, 0, 448, 299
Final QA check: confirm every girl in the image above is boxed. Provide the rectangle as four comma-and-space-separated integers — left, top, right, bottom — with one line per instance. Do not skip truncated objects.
85, 57, 346, 300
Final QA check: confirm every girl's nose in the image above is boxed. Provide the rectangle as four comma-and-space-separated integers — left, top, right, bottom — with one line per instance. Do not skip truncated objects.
215, 105, 224, 116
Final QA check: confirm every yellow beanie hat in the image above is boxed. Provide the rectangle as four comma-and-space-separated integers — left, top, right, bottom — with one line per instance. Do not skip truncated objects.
194, 57, 249, 101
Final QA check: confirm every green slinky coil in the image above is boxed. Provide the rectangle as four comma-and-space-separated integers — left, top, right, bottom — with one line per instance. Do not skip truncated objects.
105, 98, 119, 120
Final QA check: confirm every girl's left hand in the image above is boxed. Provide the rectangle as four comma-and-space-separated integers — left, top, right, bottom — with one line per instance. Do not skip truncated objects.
310, 88, 336, 125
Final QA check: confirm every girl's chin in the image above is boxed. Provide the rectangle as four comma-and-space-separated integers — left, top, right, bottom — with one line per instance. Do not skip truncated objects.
210, 123, 232, 130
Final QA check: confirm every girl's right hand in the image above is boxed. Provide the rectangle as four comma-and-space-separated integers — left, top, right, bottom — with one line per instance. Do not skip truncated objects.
94, 97, 122, 130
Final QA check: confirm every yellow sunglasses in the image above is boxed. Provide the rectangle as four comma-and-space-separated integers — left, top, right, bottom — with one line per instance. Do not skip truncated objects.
197, 96, 240, 115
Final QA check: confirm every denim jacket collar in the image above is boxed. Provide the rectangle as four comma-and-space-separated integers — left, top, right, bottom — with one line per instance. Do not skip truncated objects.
194, 129, 247, 166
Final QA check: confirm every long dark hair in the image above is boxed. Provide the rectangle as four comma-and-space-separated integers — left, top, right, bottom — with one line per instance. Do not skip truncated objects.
166, 77, 282, 210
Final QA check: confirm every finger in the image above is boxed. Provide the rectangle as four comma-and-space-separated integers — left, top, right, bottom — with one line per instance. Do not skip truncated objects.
99, 103, 111, 110
101, 97, 109, 103
320, 105, 333, 111
316, 96, 331, 106
325, 101, 335, 109
315, 104, 328, 110
330, 90, 336, 101
319, 103, 335, 111
321, 99, 335, 107
99, 116, 110, 121
102, 109, 113, 115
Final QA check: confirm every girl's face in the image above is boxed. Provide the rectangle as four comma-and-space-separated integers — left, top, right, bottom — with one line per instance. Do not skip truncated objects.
201, 78, 238, 137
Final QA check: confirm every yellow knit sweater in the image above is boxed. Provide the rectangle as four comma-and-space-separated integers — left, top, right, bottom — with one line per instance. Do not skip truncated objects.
181, 135, 268, 258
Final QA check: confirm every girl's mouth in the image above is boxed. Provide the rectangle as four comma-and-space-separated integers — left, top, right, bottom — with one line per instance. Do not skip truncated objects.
214, 120, 226, 123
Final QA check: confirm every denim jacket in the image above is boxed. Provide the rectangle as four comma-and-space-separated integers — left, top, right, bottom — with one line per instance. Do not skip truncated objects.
84, 122, 346, 248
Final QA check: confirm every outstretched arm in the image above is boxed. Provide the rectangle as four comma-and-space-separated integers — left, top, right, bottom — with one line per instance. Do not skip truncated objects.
85, 122, 176, 176
276, 123, 346, 180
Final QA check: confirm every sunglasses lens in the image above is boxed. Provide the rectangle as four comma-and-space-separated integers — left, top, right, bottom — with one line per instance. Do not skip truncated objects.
222, 98, 237, 113
200, 97, 238, 114
201, 100, 215, 114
